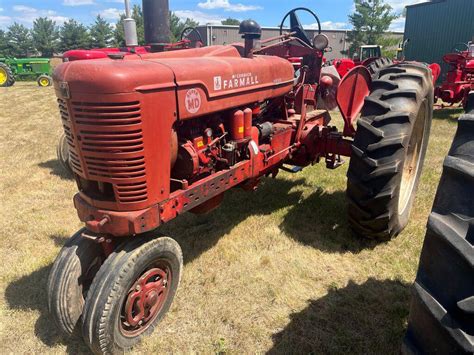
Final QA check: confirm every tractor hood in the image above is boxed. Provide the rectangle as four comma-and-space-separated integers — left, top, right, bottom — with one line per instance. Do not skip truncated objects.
53, 45, 295, 119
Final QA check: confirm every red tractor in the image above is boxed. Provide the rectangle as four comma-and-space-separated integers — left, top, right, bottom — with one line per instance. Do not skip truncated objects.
48, 2, 436, 353
435, 42, 474, 109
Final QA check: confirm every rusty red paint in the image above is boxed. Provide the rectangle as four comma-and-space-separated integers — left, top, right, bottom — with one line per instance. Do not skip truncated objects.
336, 66, 371, 136
120, 265, 171, 336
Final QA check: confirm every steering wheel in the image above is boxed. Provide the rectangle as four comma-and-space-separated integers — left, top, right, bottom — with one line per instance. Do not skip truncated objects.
451, 42, 469, 53
180, 27, 204, 44
279, 7, 321, 47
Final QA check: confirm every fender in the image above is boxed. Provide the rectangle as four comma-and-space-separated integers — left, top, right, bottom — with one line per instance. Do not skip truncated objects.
336, 65, 371, 136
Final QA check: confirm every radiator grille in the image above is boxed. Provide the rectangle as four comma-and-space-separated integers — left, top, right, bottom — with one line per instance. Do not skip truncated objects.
60, 99, 148, 204
58, 99, 83, 174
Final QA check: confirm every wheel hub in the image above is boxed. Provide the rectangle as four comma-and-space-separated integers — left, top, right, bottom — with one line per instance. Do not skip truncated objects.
120, 265, 171, 336
0, 68, 7, 85
398, 100, 427, 214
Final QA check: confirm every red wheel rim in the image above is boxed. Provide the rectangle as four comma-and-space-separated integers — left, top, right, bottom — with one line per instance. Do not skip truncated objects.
119, 262, 172, 337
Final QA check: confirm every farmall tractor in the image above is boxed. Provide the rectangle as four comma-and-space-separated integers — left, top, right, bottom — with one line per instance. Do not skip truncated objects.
435, 42, 474, 109
48, 1, 437, 353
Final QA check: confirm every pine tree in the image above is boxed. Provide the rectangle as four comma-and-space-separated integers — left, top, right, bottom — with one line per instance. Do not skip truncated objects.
6, 23, 33, 57
347, 0, 398, 56
32, 17, 59, 57
90, 15, 114, 48
59, 19, 91, 52
0, 30, 10, 56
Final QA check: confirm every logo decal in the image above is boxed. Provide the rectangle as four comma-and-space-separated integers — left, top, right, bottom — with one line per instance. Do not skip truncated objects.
185, 88, 201, 114
214, 76, 222, 91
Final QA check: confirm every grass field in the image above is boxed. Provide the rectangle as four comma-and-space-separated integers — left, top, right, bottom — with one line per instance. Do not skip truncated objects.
0, 82, 463, 354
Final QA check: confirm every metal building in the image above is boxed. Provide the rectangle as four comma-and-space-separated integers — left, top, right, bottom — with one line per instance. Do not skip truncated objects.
404, 0, 474, 76
196, 25, 403, 61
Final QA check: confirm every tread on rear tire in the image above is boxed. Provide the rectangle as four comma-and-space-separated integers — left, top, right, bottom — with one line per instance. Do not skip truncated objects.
402, 92, 474, 354
346, 62, 434, 240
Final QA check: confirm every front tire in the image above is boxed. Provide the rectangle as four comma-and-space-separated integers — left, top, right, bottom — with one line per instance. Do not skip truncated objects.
57, 133, 72, 174
37, 74, 52, 87
47, 229, 104, 336
346, 62, 434, 240
82, 235, 183, 354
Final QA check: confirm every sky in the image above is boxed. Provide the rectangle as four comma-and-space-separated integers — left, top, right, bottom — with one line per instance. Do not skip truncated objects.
0, 0, 428, 32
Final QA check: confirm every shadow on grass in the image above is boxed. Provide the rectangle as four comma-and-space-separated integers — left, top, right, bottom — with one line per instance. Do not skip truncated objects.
4, 264, 91, 354
433, 107, 464, 122
4, 176, 384, 351
280, 188, 381, 253
161, 177, 308, 264
268, 278, 411, 354
38, 159, 73, 180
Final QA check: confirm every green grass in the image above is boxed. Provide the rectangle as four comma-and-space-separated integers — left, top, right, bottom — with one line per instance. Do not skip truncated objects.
0, 82, 461, 353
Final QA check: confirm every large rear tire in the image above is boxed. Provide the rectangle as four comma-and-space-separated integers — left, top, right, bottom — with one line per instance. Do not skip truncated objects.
346, 62, 434, 240
82, 235, 183, 354
402, 92, 474, 354
366, 57, 393, 78
47, 229, 104, 336
0, 62, 15, 87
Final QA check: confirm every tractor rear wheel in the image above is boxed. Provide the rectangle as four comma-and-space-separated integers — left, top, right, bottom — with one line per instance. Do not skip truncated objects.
403, 92, 474, 354
47, 229, 104, 336
57, 133, 72, 174
346, 62, 434, 240
37, 74, 52, 87
0, 62, 15, 87
367, 57, 393, 78
82, 235, 183, 354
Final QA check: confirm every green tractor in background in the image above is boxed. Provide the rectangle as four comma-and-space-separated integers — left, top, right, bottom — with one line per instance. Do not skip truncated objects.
0, 57, 53, 87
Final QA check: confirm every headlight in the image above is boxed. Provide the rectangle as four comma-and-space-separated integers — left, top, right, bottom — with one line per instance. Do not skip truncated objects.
313, 34, 329, 51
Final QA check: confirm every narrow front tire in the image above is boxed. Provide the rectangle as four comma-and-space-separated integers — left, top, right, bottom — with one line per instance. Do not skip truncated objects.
82, 235, 183, 354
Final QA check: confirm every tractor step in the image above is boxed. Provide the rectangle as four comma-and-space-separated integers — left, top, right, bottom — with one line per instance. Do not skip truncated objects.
281, 165, 303, 173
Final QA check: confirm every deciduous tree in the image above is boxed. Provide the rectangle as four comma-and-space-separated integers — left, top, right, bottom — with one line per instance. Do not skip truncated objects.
221, 18, 240, 26
347, 0, 397, 56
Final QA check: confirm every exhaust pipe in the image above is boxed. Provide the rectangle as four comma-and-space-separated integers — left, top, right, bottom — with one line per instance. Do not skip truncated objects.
123, 0, 138, 47
143, 0, 171, 52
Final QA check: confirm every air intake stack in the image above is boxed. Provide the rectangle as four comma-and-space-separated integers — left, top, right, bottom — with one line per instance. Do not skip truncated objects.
123, 0, 138, 47
143, 0, 171, 52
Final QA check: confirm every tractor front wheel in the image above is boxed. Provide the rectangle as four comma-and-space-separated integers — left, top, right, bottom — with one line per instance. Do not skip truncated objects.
47, 229, 104, 336
0, 62, 15, 87
37, 74, 52, 87
81, 235, 183, 354
57, 133, 72, 174
346, 62, 434, 240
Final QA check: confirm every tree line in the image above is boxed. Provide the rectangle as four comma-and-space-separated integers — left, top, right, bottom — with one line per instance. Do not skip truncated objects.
0, 5, 209, 58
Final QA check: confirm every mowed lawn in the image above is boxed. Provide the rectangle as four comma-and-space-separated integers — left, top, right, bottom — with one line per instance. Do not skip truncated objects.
0, 82, 462, 354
